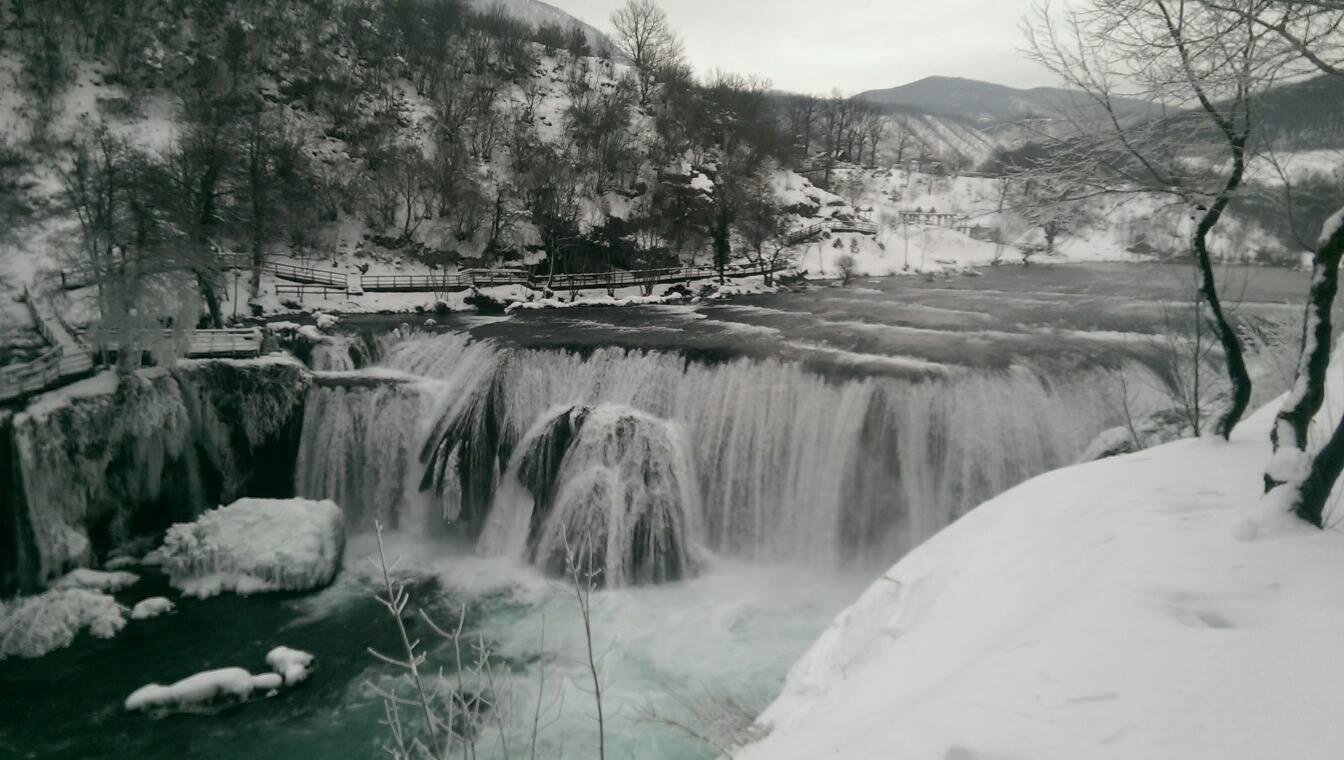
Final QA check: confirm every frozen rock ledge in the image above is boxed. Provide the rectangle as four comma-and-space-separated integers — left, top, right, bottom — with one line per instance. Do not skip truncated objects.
160, 498, 345, 599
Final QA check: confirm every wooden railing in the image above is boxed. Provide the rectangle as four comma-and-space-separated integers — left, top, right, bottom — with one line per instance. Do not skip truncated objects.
0, 345, 64, 403
84, 328, 263, 359
55, 240, 814, 301
786, 219, 879, 245
0, 288, 83, 404
359, 268, 531, 292
275, 284, 348, 299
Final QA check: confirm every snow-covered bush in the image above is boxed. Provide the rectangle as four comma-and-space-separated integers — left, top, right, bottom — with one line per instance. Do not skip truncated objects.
0, 588, 128, 660
159, 498, 345, 598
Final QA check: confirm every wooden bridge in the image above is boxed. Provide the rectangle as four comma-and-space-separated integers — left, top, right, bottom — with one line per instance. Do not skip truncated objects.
53, 224, 846, 299
0, 290, 94, 404
1, 288, 263, 405
786, 219, 879, 245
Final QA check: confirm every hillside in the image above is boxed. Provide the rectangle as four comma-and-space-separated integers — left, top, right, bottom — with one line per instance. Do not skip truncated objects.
465, 0, 615, 53
857, 75, 1156, 125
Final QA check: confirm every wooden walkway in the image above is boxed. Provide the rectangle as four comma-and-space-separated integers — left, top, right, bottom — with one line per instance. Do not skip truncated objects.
785, 219, 879, 245
0, 290, 94, 404
1, 289, 262, 405
55, 241, 830, 298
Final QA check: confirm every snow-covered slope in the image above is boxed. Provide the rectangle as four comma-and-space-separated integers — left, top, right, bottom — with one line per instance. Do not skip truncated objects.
738, 357, 1344, 758
466, 0, 614, 52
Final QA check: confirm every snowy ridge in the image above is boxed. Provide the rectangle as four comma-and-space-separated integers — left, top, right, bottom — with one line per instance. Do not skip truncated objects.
739, 354, 1344, 758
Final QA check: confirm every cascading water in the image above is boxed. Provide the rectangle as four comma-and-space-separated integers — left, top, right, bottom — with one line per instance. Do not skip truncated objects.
478, 404, 702, 586
293, 331, 1158, 575
1, 361, 309, 593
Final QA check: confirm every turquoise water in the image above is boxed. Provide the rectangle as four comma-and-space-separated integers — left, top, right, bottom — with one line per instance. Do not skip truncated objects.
0, 535, 860, 759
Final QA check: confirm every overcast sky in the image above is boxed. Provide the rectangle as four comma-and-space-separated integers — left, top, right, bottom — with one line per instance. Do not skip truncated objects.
551, 0, 1059, 94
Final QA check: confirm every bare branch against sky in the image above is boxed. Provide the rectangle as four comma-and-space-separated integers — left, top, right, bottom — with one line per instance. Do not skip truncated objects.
553, 0, 1056, 92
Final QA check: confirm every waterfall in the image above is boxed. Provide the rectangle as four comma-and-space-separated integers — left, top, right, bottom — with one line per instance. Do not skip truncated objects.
478, 405, 702, 587
2, 361, 309, 593
294, 380, 441, 532
300, 332, 1152, 573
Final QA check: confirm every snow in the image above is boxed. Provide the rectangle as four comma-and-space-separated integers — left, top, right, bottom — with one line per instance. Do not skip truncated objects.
124, 645, 312, 713
0, 589, 128, 660
1320, 206, 1344, 247
129, 597, 175, 620
739, 349, 1344, 759
265, 646, 315, 685
50, 568, 140, 592
159, 498, 345, 599
103, 555, 139, 571
125, 667, 269, 714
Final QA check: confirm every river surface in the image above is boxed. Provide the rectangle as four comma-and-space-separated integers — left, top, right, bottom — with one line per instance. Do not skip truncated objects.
0, 263, 1310, 759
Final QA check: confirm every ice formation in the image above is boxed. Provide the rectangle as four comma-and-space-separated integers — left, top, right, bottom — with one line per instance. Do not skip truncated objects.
130, 597, 176, 620
0, 588, 128, 660
50, 568, 140, 592
159, 498, 344, 598
265, 646, 315, 685
124, 667, 277, 714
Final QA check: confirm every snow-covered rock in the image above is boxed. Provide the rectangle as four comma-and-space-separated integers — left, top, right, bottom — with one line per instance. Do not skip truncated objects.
266, 646, 315, 685
314, 312, 341, 331
50, 568, 140, 592
130, 597, 175, 620
0, 589, 128, 660
159, 498, 344, 599
103, 555, 139, 571
125, 667, 281, 714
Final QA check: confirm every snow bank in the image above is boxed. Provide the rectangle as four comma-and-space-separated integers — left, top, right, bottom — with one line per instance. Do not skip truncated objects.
265, 646, 315, 685
125, 644, 313, 714
0, 588, 127, 660
130, 597, 175, 620
50, 568, 140, 592
124, 667, 280, 714
160, 498, 344, 599
740, 388, 1344, 759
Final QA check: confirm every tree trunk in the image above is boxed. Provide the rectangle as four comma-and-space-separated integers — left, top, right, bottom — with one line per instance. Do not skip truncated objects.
1193, 219, 1251, 440
250, 237, 264, 297
198, 272, 223, 328
1265, 210, 1344, 525
1270, 217, 1344, 459
1285, 417, 1344, 528
1192, 134, 1252, 440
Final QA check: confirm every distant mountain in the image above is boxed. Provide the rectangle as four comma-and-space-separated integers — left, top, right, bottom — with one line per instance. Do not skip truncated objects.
1252, 75, 1344, 150
468, 0, 614, 52
857, 76, 1155, 126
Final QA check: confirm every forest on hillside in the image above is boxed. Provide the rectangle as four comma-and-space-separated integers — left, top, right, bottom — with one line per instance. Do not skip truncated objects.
0, 0, 911, 325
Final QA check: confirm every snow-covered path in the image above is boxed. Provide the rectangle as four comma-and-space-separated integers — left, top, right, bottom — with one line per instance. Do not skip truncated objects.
739, 394, 1344, 759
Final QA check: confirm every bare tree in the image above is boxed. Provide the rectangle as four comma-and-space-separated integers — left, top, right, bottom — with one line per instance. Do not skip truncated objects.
610, 0, 683, 105
1025, 0, 1291, 439
1207, 1, 1344, 524
835, 253, 857, 286
737, 167, 796, 284
61, 126, 196, 371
